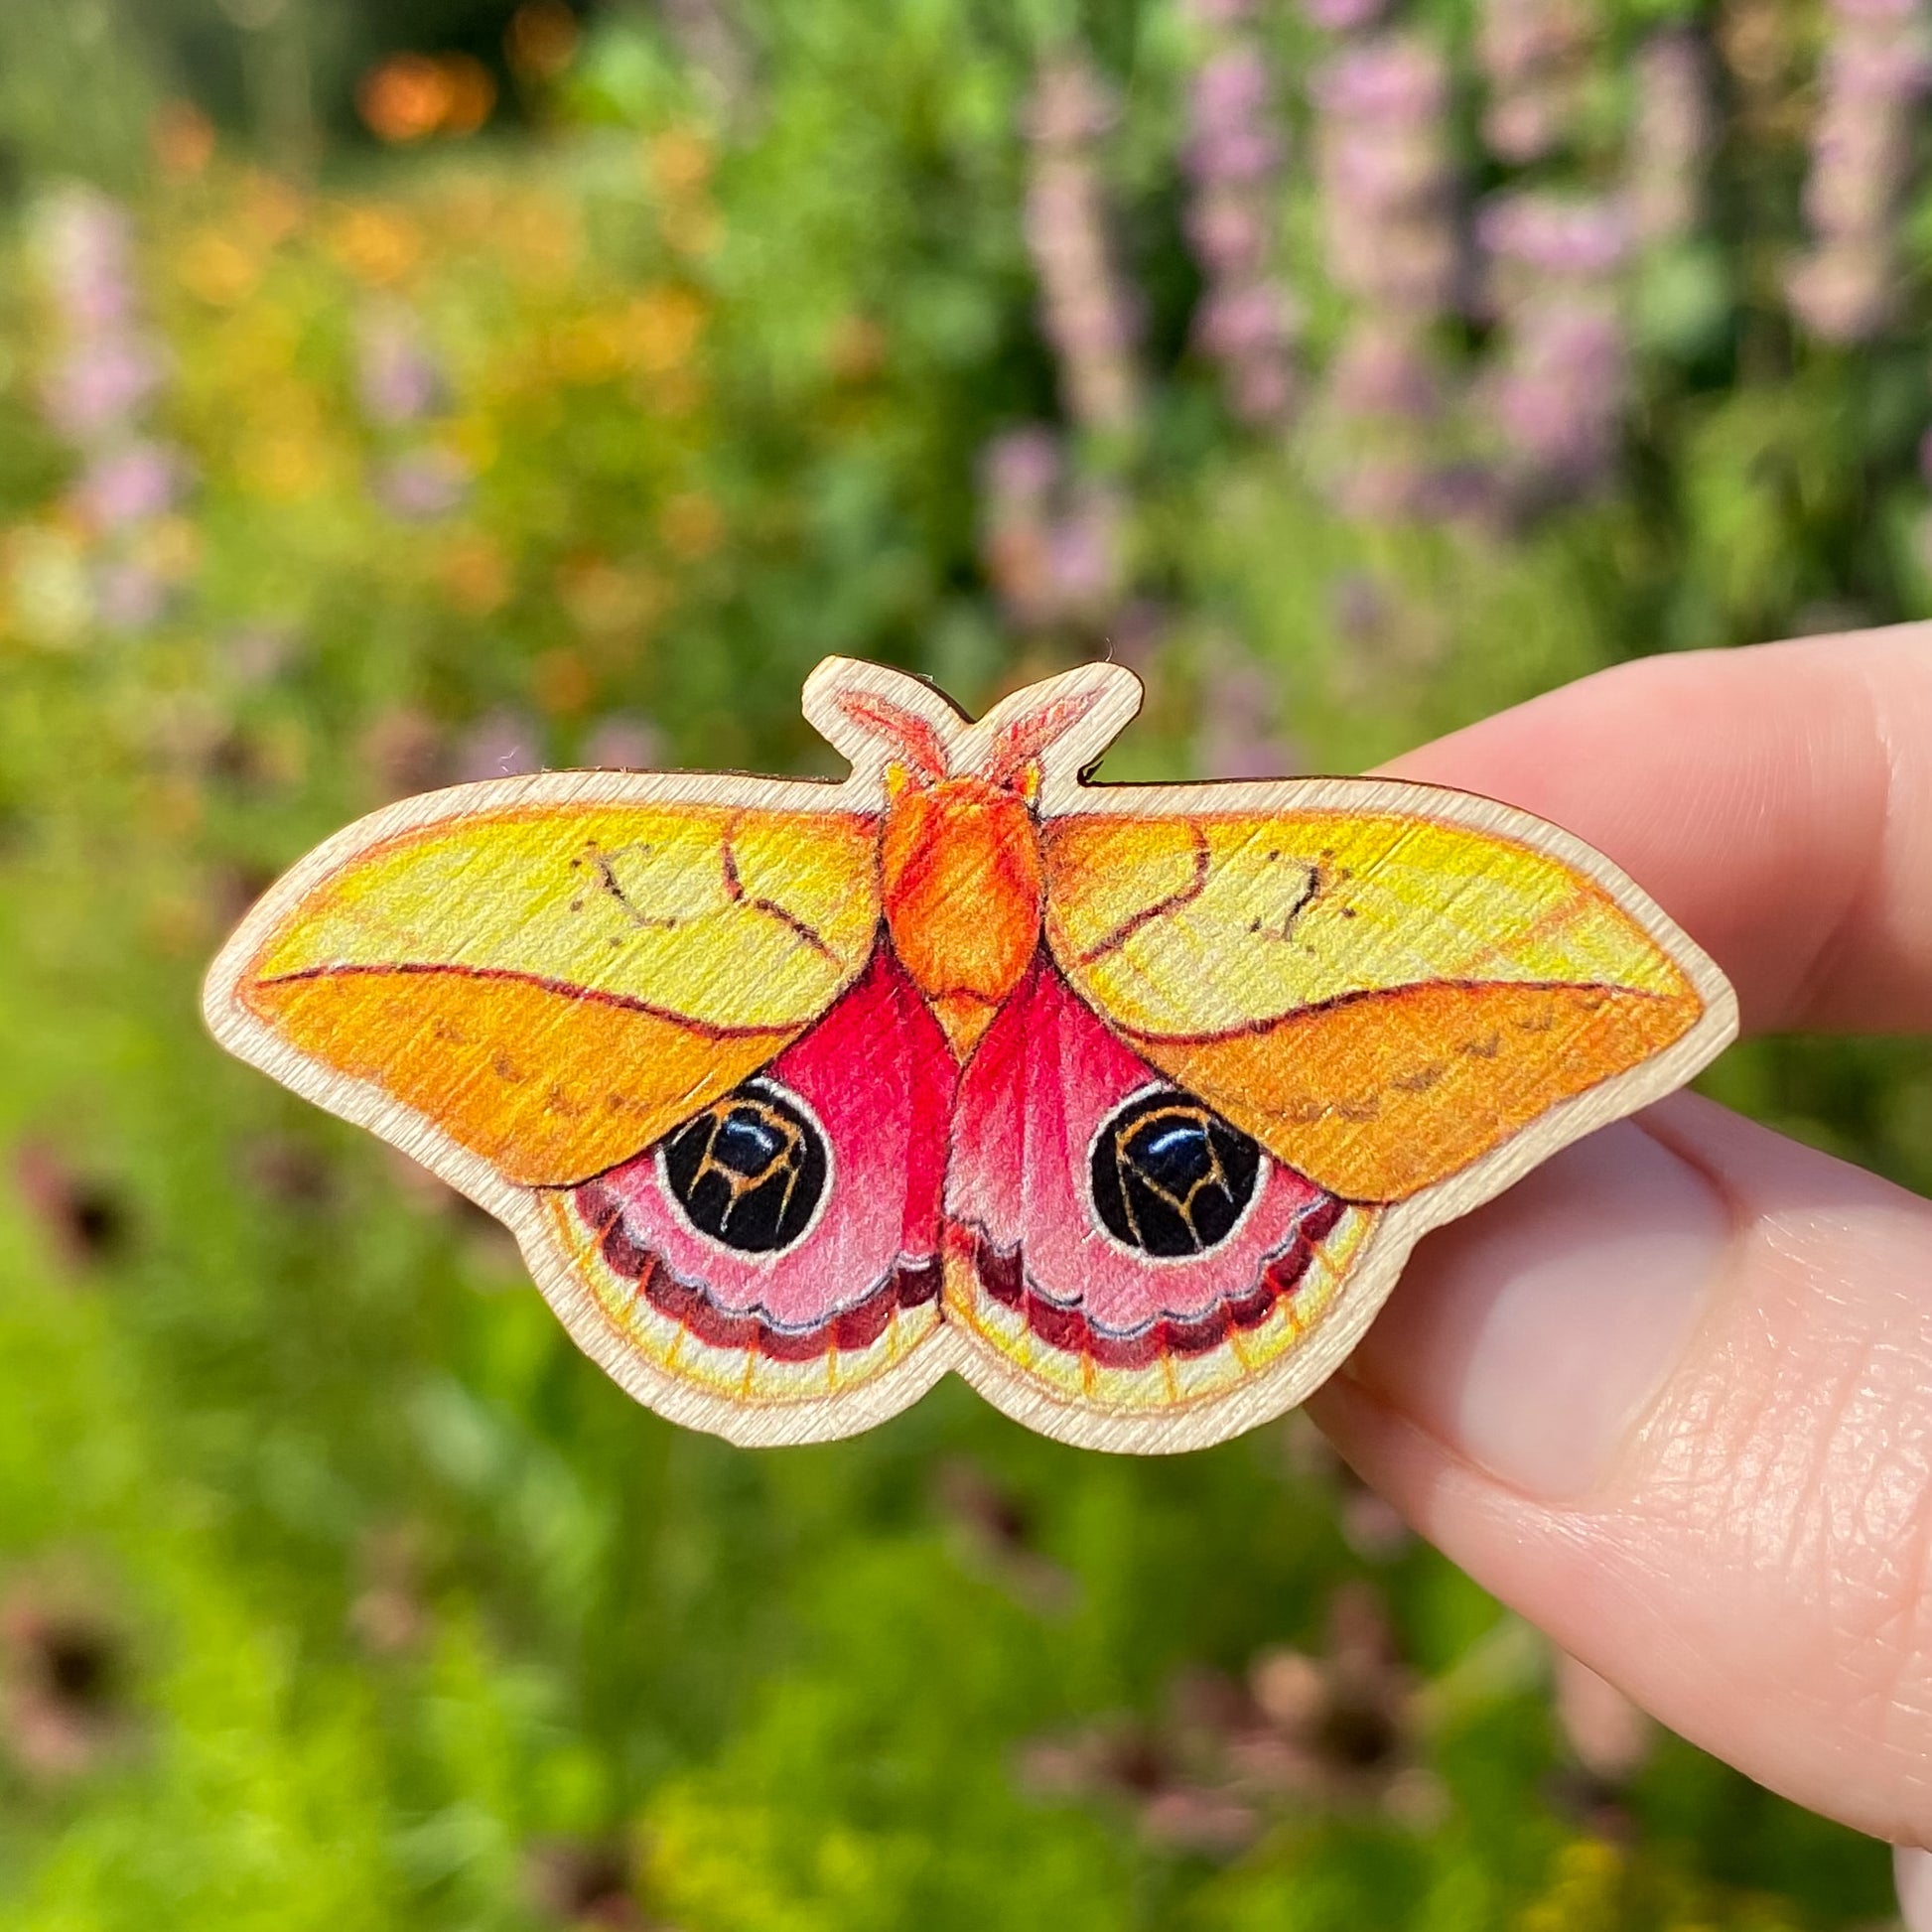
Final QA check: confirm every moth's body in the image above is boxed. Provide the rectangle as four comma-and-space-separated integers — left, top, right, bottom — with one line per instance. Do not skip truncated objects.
204, 657, 1736, 1451
879, 773, 1042, 1058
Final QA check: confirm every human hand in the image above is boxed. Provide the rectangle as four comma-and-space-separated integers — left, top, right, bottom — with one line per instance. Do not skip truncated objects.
1306, 624, 1932, 1904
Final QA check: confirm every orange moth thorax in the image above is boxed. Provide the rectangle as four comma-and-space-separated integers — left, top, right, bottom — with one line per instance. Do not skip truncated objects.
881, 774, 1042, 1058
830, 676, 1105, 1060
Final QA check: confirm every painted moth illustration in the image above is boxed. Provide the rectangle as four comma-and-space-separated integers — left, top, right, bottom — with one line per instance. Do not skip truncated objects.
204, 658, 1734, 1451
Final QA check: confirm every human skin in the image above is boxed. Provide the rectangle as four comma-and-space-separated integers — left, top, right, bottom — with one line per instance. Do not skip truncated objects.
1302, 624, 1932, 1904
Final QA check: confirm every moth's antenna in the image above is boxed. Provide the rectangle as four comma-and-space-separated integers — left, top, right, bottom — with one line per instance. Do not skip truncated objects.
985, 689, 1105, 787
832, 690, 952, 782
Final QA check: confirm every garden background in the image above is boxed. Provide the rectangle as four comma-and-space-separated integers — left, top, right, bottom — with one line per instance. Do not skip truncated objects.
1, 0, 1929, 1925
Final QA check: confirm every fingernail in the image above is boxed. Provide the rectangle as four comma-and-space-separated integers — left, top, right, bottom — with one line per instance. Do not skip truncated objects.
1897, 1847, 1932, 1932
1346, 1118, 1728, 1501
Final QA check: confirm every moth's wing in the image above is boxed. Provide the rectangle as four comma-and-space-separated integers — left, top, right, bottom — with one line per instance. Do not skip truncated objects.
943, 955, 1379, 1433
1041, 794, 1726, 1204
206, 789, 883, 1187
548, 944, 957, 1416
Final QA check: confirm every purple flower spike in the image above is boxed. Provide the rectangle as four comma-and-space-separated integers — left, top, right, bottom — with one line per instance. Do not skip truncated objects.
1312, 40, 1448, 120
1630, 31, 1714, 245
983, 427, 1061, 506
1301, 0, 1387, 32
1789, 0, 1929, 341
1024, 53, 1143, 431
357, 307, 444, 426
1181, 21, 1300, 426
1478, 193, 1630, 276
376, 451, 471, 521
1193, 48, 1272, 122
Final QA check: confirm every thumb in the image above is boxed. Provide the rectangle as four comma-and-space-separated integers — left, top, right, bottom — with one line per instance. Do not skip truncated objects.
1311, 1089, 1932, 1843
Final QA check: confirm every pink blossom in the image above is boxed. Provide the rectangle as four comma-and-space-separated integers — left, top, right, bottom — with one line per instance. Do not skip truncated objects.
93, 559, 169, 632
1311, 39, 1448, 119
376, 451, 470, 520
1477, 193, 1630, 277
1789, 0, 1930, 341
76, 442, 186, 528
44, 340, 166, 441
1024, 55, 1142, 432
1300, 0, 1386, 31
456, 709, 544, 780
1629, 31, 1714, 245
581, 715, 664, 770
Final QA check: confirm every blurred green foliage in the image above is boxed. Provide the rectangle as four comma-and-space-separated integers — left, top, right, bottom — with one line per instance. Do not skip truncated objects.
0, 0, 1928, 1926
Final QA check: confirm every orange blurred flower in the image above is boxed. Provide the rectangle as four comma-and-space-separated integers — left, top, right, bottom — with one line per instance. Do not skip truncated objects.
437, 535, 513, 615
241, 171, 307, 247
660, 491, 724, 561
439, 55, 498, 137
150, 101, 215, 178
507, 0, 580, 79
358, 55, 448, 144
649, 128, 714, 196
557, 556, 664, 637
357, 53, 495, 144
827, 313, 888, 383
533, 645, 596, 716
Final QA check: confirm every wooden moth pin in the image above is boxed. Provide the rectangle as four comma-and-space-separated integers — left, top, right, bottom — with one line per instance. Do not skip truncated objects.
204, 658, 1735, 1452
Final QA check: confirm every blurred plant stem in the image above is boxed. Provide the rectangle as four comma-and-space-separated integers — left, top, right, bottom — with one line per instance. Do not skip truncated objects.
216, 0, 322, 180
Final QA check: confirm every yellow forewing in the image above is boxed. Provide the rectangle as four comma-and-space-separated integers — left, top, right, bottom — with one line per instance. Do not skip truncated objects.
240, 802, 881, 1186
1042, 810, 1704, 1202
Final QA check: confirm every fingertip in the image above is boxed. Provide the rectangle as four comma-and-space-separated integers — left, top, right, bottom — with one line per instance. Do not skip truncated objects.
1342, 1117, 1729, 1502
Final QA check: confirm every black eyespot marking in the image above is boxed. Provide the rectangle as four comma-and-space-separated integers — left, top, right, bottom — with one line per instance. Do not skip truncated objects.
1089, 1089, 1263, 1258
661, 1079, 827, 1254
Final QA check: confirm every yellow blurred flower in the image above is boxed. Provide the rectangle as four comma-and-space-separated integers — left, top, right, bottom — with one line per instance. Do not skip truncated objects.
556, 556, 664, 638
448, 413, 501, 474
178, 229, 261, 307
624, 287, 706, 374
4, 524, 91, 650
326, 205, 425, 286
137, 516, 203, 583
660, 491, 724, 561
238, 432, 333, 500
495, 197, 581, 282
548, 315, 627, 385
